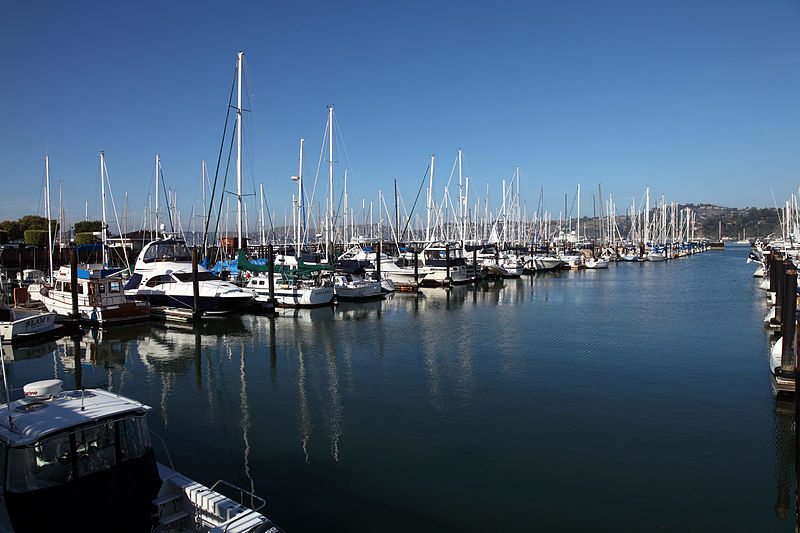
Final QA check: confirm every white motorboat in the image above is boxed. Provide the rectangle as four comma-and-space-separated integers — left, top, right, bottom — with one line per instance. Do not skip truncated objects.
0, 306, 60, 343
646, 251, 666, 262
419, 243, 472, 285
338, 246, 430, 284
559, 252, 585, 269
245, 274, 334, 307
334, 273, 382, 301
126, 239, 253, 314
524, 255, 563, 272
584, 258, 609, 269
36, 264, 150, 326
0, 374, 284, 532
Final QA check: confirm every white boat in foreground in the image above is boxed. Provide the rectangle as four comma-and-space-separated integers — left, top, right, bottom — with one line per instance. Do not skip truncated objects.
0, 306, 60, 343
0, 374, 284, 532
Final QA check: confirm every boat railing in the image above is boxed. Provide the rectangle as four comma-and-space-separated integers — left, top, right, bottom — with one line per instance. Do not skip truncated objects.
148, 429, 176, 472
207, 479, 267, 531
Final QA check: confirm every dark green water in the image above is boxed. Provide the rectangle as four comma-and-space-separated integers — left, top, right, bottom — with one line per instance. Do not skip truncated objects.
4, 244, 789, 532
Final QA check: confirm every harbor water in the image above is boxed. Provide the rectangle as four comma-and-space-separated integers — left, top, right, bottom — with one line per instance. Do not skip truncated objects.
4, 245, 788, 531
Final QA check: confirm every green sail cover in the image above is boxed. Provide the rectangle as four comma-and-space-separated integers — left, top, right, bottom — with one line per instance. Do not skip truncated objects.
237, 249, 333, 279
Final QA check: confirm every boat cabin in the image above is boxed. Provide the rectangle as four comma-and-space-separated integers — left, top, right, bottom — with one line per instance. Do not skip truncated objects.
0, 380, 161, 532
139, 239, 191, 263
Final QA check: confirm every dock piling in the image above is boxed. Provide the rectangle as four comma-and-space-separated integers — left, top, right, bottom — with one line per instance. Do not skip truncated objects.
69, 249, 78, 319
780, 259, 796, 372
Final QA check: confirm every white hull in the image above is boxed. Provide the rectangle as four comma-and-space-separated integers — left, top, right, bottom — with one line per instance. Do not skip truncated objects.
335, 277, 382, 300
525, 256, 563, 272
253, 286, 334, 307
0, 308, 59, 343
585, 259, 609, 269
40, 291, 150, 325
647, 252, 666, 262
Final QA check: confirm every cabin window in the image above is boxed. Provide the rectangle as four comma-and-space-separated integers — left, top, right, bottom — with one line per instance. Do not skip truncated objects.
75, 422, 116, 477
77, 283, 84, 295
145, 275, 174, 288
109, 281, 121, 293
119, 416, 150, 460
5, 415, 151, 493
55, 281, 62, 291
173, 272, 219, 282
97, 283, 106, 294
7, 432, 74, 491
62, 282, 71, 293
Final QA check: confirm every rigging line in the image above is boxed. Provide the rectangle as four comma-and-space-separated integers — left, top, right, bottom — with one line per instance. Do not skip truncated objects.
211, 115, 239, 261
400, 164, 430, 240
101, 157, 132, 272
305, 117, 329, 244
158, 164, 175, 234
202, 63, 237, 264
332, 111, 362, 202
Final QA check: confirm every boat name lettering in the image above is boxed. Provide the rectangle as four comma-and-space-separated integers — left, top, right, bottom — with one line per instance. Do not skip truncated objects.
24, 316, 48, 328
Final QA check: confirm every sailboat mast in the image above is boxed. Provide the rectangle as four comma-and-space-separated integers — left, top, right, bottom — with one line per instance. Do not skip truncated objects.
45, 156, 53, 281
298, 138, 304, 252
236, 51, 244, 251
426, 155, 434, 243
202, 160, 207, 258
327, 105, 334, 260
100, 152, 108, 267
155, 154, 160, 236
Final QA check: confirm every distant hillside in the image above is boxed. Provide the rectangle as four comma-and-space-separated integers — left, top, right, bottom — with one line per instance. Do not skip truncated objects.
684, 204, 781, 239
579, 204, 782, 241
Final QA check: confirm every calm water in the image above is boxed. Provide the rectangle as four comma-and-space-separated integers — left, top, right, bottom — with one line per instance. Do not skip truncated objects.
4, 244, 789, 532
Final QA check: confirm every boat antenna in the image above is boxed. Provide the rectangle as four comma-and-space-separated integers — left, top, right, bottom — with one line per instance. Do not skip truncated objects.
0, 337, 14, 428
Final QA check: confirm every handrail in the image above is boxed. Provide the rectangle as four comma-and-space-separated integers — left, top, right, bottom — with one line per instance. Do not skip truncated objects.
208, 479, 267, 532
148, 429, 175, 472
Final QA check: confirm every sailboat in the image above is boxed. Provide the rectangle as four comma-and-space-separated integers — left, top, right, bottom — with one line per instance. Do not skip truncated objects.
37, 153, 151, 325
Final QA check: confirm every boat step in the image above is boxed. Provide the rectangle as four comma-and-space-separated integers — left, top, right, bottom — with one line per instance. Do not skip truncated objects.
160, 511, 189, 527
152, 493, 182, 507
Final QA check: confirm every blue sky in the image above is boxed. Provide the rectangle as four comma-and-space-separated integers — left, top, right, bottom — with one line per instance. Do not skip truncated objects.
1, 0, 799, 230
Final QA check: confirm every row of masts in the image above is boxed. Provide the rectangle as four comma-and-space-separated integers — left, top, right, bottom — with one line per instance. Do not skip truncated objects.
39, 51, 709, 268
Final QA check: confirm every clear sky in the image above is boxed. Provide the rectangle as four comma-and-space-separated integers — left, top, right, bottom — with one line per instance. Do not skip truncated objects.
1, 0, 799, 231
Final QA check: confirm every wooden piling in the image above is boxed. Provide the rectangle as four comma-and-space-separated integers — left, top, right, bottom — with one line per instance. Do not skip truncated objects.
445, 244, 451, 285
775, 259, 787, 326
69, 249, 79, 319
268, 244, 275, 305
472, 247, 477, 281
413, 248, 419, 284
781, 259, 796, 371
376, 242, 381, 280
191, 248, 202, 320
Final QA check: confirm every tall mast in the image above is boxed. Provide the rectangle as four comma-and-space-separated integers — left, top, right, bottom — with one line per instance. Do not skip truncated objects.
45, 156, 53, 281
236, 51, 244, 250
576, 183, 581, 245
100, 152, 108, 267
458, 148, 463, 242
426, 155, 434, 243
260, 183, 266, 247
327, 105, 334, 260
298, 138, 304, 252
344, 169, 349, 245
502, 179, 507, 246
58, 180, 63, 248
155, 154, 160, 236
202, 160, 207, 258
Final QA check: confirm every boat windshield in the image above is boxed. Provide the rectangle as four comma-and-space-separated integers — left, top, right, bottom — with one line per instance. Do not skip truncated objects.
173, 272, 219, 282
5, 415, 151, 493
141, 241, 191, 263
